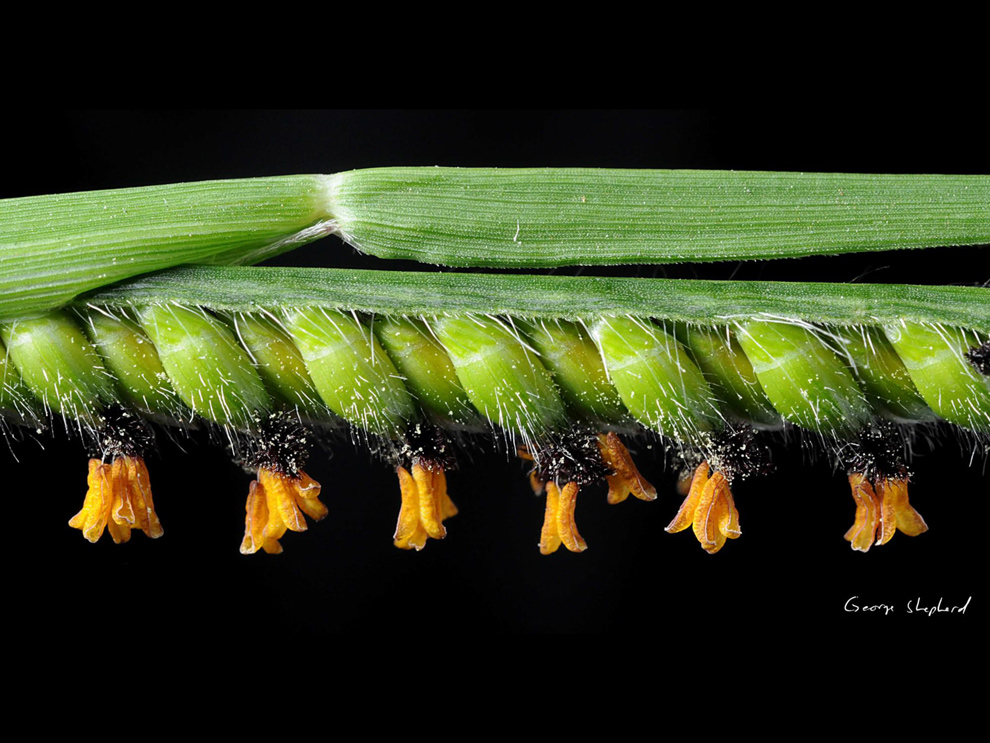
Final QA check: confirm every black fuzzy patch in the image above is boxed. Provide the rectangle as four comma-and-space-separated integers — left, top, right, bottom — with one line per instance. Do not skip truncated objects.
966, 340, 990, 376
707, 425, 774, 482
95, 405, 153, 459
529, 426, 611, 487
241, 412, 311, 477
396, 422, 457, 471
842, 421, 909, 481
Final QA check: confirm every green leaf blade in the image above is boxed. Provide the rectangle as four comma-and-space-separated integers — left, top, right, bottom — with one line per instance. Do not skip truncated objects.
328, 167, 990, 268
0, 175, 333, 321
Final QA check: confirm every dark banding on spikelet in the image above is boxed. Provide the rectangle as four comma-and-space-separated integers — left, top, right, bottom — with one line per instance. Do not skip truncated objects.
94, 404, 154, 459
395, 422, 457, 471
966, 340, 990, 376
531, 426, 612, 487
842, 421, 910, 481
706, 425, 774, 483
240, 411, 311, 477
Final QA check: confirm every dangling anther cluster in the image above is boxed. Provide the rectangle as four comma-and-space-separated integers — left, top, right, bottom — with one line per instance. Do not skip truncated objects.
666, 426, 771, 554
666, 462, 738, 554
842, 422, 927, 552
521, 426, 656, 554
238, 412, 327, 554
597, 431, 659, 505
68, 406, 163, 544
392, 423, 459, 551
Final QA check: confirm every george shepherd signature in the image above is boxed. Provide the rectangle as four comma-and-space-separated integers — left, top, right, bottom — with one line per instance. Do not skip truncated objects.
844, 596, 972, 616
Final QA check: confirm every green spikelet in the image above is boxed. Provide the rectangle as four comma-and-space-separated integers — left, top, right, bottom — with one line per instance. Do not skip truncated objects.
72, 267, 990, 444
831, 324, 934, 423
0, 312, 114, 425
588, 316, 717, 442
883, 321, 990, 433
137, 304, 271, 428
373, 316, 477, 427
430, 315, 568, 439
229, 312, 330, 420
516, 318, 628, 426
735, 319, 873, 438
84, 310, 183, 418
677, 324, 781, 428
0, 338, 35, 419
282, 307, 415, 438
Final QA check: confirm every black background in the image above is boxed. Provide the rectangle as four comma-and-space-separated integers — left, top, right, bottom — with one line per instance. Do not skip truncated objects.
5, 111, 985, 641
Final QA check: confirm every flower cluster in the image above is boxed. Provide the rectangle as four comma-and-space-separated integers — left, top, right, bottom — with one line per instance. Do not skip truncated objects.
845, 473, 928, 553
665, 461, 740, 555
393, 462, 458, 551
240, 468, 327, 554
68, 456, 163, 544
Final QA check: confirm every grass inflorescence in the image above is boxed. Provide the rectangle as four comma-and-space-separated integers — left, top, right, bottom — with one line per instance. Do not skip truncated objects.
1, 266, 986, 556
